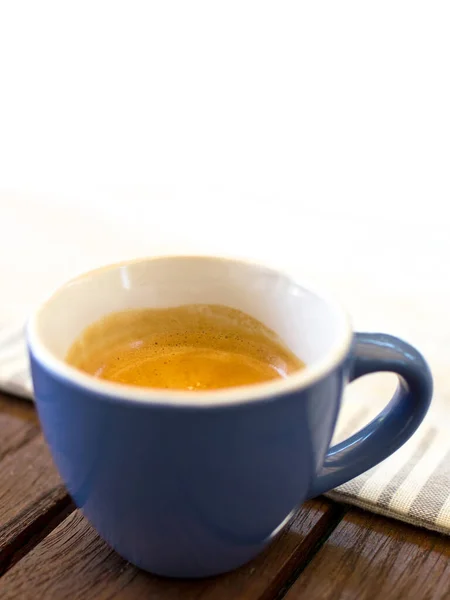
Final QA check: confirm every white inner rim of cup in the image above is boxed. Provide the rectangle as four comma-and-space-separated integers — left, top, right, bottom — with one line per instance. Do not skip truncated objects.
27, 255, 352, 407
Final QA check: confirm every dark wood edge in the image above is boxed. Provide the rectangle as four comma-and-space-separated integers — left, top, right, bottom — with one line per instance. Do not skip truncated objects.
271, 503, 347, 600
0, 492, 74, 576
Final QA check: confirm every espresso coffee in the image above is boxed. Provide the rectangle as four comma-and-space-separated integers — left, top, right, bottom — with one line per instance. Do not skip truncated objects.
66, 304, 304, 391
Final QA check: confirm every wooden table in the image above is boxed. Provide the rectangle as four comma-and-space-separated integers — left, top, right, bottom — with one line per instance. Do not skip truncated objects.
1, 392, 449, 600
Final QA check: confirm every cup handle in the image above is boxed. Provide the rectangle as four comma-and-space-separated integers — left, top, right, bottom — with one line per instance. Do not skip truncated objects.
308, 332, 433, 498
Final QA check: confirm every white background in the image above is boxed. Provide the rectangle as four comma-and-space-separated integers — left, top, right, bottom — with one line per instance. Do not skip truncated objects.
0, 2, 449, 405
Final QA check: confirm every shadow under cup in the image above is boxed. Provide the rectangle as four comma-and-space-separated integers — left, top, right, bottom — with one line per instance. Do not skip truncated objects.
26, 256, 431, 578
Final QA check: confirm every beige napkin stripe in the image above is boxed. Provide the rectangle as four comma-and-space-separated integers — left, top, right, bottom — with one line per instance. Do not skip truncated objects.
354, 425, 435, 505
409, 447, 450, 525
435, 475, 450, 528
376, 427, 438, 508
388, 429, 450, 515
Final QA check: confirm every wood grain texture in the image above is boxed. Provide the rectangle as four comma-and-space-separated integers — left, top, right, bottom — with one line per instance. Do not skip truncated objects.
0, 393, 73, 573
0, 499, 343, 600
285, 507, 450, 600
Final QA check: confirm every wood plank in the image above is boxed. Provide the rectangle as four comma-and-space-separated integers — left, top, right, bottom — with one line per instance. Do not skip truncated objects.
284, 507, 450, 600
0, 499, 344, 600
0, 393, 73, 573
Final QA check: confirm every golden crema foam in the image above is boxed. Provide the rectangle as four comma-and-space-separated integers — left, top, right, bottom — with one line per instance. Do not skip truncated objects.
66, 304, 305, 392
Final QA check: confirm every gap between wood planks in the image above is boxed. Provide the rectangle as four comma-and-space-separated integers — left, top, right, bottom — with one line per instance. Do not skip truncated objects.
273, 504, 347, 600
0, 493, 74, 576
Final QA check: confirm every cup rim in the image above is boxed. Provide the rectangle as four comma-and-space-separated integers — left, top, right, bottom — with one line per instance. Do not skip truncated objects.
27, 255, 353, 408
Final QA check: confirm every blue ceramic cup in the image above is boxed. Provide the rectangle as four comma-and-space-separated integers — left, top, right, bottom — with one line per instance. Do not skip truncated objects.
27, 256, 433, 578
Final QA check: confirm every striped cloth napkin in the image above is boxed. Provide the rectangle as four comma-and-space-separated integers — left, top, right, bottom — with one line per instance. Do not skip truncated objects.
1, 320, 449, 534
